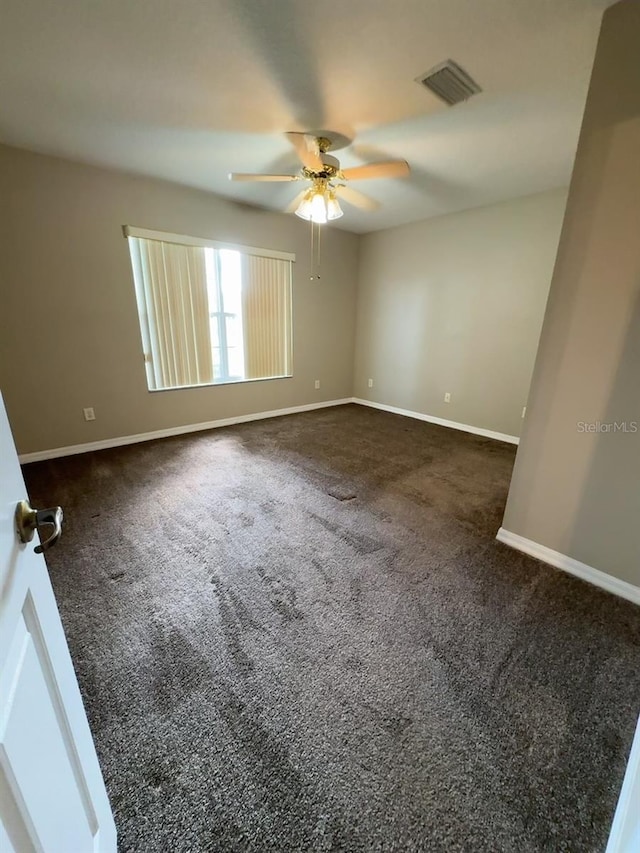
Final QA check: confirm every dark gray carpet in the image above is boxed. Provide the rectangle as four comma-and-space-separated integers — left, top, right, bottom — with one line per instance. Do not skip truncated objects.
24, 404, 640, 852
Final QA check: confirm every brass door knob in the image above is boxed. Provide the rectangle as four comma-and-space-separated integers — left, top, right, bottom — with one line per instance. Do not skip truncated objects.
15, 500, 64, 553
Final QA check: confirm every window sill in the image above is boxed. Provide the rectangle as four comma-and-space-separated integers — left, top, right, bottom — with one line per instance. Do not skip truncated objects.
147, 374, 293, 393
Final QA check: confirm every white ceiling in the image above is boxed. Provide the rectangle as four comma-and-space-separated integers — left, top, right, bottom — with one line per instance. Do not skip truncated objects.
0, 0, 616, 233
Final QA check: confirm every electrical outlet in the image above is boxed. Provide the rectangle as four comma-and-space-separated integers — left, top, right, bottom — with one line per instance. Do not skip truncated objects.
83, 407, 96, 422
444, 392, 451, 403
522, 406, 527, 419
367, 378, 374, 388
314, 379, 320, 390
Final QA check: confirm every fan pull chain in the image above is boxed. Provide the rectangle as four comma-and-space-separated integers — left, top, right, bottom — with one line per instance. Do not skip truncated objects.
309, 221, 323, 280
310, 218, 315, 280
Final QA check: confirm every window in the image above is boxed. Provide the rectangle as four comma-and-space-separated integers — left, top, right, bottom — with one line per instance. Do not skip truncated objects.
125, 227, 293, 391
206, 249, 245, 383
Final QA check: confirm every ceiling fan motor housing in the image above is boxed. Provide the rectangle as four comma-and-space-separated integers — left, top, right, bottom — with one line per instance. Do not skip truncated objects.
321, 153, 340, 175
303, 153, 341, 180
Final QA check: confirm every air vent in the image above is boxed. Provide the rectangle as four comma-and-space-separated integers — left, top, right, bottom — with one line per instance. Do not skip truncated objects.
416, 60, 482, 106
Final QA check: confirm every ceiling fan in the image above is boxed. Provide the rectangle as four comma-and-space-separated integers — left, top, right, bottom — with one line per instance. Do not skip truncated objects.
229, 132, 410, 223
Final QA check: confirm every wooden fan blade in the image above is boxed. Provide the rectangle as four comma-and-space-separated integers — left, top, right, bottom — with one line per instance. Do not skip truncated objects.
335, 185, 380, 211
285, 189, 309, 214
285, 132, 323, 172
340, 160, 410, 182
229, 173, 299, 182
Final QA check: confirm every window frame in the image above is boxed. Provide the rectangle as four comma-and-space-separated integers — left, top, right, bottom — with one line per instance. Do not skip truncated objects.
125, 226, 295, 393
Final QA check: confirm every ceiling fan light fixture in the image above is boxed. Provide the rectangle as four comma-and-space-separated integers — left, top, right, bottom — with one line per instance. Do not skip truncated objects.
294, 190, 314, 221
326, 191, 343, 221
295, 185, 330, 224
310, 192, 328, 224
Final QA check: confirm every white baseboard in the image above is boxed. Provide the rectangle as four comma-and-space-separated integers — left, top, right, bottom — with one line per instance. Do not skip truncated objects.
352, 398, 520, 445
20, 397, 520, 463
496, 527, 640, 606
606, 714, 640, 853
18, 398, 353, 464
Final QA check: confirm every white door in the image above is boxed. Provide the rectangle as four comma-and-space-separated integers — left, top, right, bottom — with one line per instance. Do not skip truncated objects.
606, 715, 640, 853
0, 394, 116, 852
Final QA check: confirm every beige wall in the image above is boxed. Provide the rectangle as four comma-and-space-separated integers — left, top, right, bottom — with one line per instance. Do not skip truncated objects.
502, 0, 640, 586
353, 189, 567, 437
0, 145, 359, 454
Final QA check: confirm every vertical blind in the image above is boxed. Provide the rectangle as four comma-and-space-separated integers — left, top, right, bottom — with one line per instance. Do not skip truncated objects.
128, 237, 214, 389
126, 228, 294, 390
242, 255, 292, 380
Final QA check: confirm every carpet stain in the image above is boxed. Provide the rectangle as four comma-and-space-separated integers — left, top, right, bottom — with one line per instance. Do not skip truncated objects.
149, 625, 213, 712
327, 483, 358, 502
209, 576, 255, 674
309, 511, 384, 556
256, 565, 305, 623
143, 756, 174, 790
311, 556, 335, 590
